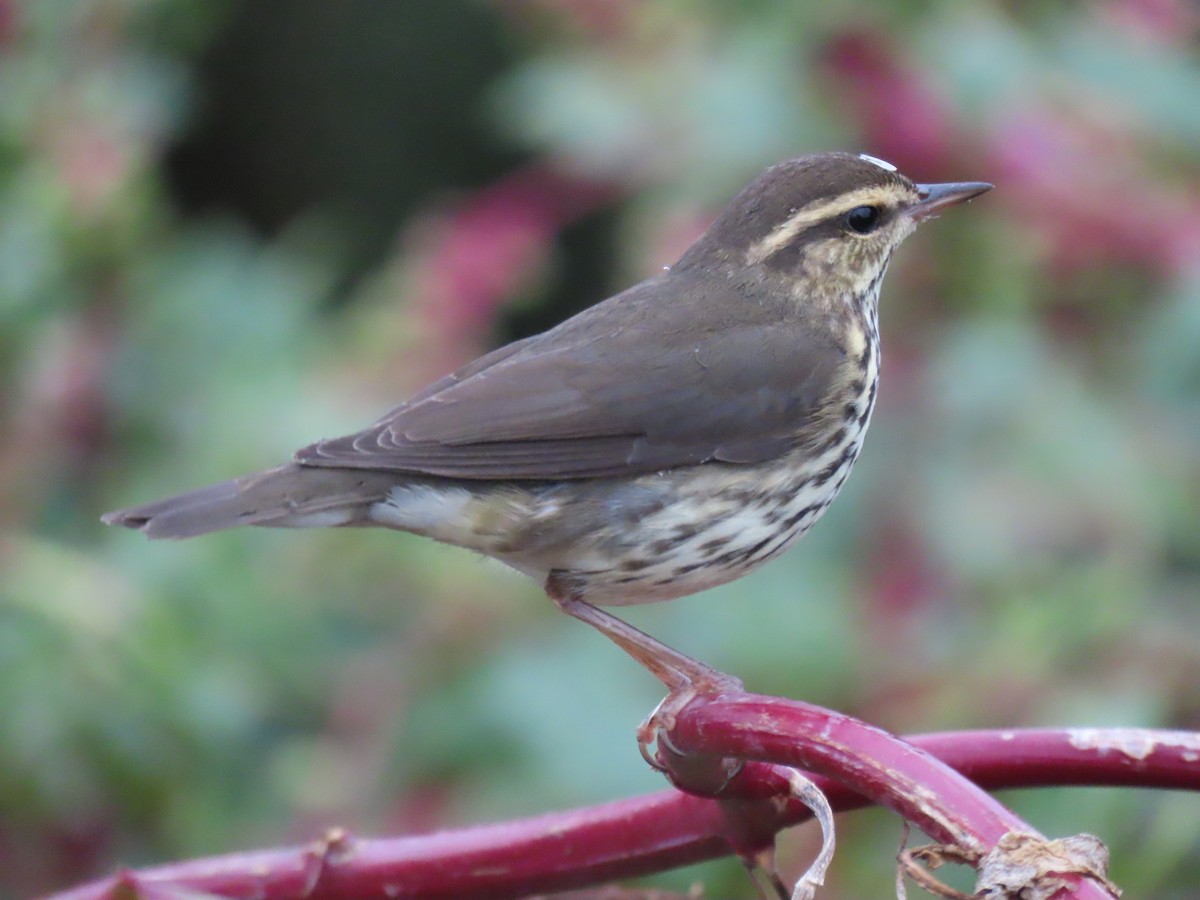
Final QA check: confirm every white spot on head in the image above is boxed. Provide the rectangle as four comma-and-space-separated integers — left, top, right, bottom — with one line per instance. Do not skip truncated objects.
858, 154, 897, 172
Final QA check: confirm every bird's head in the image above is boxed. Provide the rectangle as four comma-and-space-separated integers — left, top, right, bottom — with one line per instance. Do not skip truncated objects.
677, 152, 991, 310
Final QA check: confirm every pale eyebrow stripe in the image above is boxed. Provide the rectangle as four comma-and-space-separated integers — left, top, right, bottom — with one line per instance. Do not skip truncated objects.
745, 186, 899, 264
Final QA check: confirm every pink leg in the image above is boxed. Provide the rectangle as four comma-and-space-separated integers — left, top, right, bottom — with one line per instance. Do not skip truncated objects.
546, 577, 743, 764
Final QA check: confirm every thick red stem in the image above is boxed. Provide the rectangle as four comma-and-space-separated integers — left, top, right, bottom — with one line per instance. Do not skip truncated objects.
48, 724, 1199, 900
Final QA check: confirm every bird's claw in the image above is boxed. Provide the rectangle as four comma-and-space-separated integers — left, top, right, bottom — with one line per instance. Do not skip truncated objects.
637, 673, 745, 787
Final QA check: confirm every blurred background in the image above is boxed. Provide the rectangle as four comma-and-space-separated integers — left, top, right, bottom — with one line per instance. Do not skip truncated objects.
1, 0, 1199, 896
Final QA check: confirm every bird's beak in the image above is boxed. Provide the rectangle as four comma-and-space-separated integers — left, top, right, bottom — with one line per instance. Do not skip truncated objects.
908, 181, 993, 221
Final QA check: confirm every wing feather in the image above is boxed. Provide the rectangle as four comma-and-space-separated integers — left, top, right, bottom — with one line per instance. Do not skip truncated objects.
296, 275, 845, 480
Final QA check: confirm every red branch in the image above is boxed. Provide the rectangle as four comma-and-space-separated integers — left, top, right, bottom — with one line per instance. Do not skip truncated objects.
48, 718, 1200, 900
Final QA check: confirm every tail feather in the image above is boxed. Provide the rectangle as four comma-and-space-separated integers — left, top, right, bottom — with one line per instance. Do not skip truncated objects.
101, 464, 393, 540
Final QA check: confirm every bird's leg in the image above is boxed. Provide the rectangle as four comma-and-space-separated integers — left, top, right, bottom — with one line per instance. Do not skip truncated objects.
545, 575, 742, 694
546, 574, 743, 768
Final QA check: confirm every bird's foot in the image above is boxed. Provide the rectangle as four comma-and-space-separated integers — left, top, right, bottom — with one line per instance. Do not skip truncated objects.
637, 664, 744, 776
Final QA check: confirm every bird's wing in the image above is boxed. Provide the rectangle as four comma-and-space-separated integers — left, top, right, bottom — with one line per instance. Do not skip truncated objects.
295, 279, 846, 480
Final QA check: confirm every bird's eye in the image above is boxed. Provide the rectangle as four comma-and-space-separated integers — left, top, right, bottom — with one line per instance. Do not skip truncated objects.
844, 205, 881, 235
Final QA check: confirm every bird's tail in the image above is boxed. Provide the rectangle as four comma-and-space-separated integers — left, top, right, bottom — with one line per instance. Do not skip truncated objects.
101, 464, 395, 540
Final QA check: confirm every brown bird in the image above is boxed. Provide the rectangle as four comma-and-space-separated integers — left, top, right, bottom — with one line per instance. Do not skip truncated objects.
104, 152, 990, 708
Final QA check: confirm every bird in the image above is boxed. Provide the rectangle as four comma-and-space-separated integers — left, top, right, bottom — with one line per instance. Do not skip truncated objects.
103, 152, 990, 708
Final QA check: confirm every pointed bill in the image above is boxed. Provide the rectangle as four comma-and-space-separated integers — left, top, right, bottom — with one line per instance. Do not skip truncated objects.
908, 181, 993, 221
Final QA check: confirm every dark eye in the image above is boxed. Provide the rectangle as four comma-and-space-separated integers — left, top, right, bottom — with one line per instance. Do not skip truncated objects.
844, 205, 881, 234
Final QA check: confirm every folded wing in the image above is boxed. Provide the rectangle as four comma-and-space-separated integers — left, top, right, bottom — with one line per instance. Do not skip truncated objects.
296, 278, 844, 480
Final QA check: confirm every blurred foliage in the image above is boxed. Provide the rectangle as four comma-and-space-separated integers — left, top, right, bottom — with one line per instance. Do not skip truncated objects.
1, 0, 1198, 896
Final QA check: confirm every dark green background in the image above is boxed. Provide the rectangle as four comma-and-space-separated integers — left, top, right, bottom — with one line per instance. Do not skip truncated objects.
2, 1, 1198, 896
